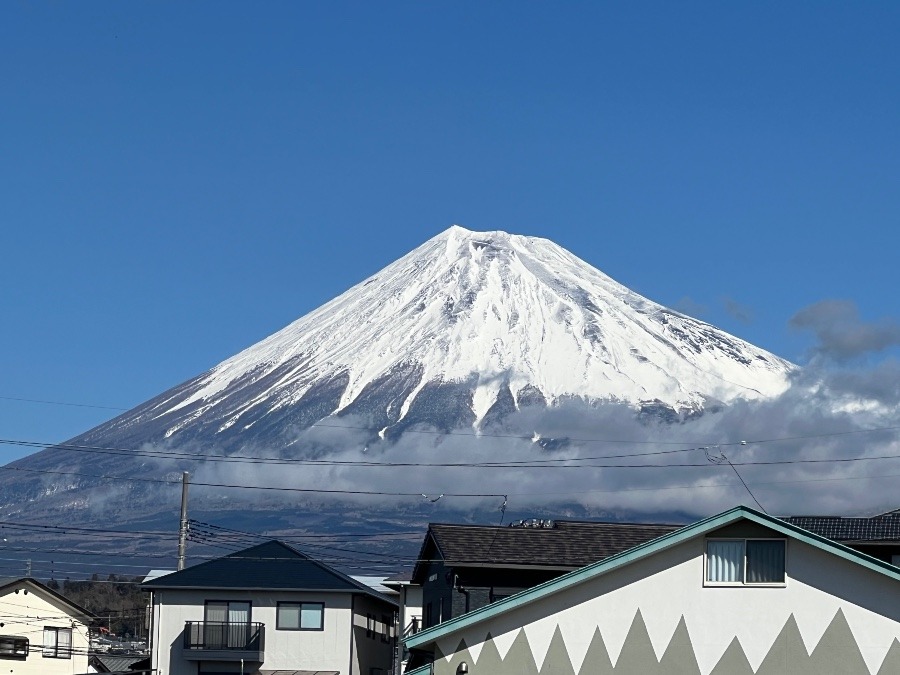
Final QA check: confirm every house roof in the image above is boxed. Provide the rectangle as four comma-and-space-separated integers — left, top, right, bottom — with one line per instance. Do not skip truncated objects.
782, 514, 900, 542
0, 577, 97, 620
405, 505, 900, 651
383, 570, 414, 583
89, 654, 148, 672
412, 519, 680, 581
350, 575, 397, 596
142, 540, 396, 606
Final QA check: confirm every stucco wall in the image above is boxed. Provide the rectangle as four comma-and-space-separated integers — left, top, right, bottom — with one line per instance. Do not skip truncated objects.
0, 582, 90, 675
351, 593, 395, 675
430, 536, 900, 675
151, 589, 353, 675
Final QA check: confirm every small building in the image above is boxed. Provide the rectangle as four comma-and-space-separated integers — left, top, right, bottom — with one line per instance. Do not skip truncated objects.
143, 540, 397, 675
412, 519, 679, 629
0, 576, 95, 675
383, 571, 424, 673
405, 506, 900, 675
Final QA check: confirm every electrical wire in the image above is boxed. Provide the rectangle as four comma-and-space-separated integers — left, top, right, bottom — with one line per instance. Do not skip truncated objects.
1, 423, 899, 469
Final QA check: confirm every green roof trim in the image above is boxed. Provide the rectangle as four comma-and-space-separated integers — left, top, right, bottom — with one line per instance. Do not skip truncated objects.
406, 505, 900, 650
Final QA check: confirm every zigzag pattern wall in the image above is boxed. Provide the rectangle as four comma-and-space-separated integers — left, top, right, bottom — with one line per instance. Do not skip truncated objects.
433, 609, 900, 675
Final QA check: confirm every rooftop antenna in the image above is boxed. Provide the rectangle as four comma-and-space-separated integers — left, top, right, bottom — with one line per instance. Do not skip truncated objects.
703, 446, 766, 514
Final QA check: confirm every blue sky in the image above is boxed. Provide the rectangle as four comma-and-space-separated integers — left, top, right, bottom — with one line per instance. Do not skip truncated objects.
1, 1, 898, 463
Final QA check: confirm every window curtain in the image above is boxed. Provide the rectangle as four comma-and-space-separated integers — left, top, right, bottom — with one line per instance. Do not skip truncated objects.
42, 628, 56, 657
707, 540, 744, 582
57, 629, 71, 657
228, 602, 250, 624
205, 602, 227, 623
746, 540, 785, 583
279, 604, 301, 629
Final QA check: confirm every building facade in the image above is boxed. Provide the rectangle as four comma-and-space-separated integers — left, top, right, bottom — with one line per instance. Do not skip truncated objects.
0, 577, 94, 675
144, 541, 396, 675
412, 520, 678, 629
406, 507, 900, 675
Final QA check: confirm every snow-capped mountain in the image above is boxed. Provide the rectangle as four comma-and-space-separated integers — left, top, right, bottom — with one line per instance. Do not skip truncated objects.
0, 225, 801, 543
56, 226, 793, 452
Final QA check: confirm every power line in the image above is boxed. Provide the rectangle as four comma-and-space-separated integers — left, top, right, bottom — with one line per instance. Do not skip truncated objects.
0, 464, 507, 498
2, 423, 899, 468
0, 395, 128, 411
4, 428, 900, 471
0, 437, 703, 467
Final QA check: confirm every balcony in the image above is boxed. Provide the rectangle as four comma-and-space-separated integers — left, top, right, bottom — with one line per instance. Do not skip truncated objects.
182, 621, 265, 662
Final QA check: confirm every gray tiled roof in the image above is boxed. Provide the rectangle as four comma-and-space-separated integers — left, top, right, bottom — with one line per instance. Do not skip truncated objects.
142, 540, 396, 606
421, 520, 680, 571
781, 514, 900, 541
91, 654, 146, 672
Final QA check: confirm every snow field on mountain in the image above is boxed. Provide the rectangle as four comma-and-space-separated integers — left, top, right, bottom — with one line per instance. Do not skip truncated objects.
150, 226, 795, 435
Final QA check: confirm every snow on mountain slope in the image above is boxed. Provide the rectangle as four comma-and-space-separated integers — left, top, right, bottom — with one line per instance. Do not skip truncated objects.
104, 226, 795, 446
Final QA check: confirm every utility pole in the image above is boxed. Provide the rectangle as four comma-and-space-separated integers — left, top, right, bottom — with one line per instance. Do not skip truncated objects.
177, 472, 190, 571
25, 559, 31, 577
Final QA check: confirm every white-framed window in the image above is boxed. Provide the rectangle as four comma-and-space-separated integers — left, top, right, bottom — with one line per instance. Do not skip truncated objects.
42, 627, 72, 659
277, 602, 324, 631
706, 538, 786, 585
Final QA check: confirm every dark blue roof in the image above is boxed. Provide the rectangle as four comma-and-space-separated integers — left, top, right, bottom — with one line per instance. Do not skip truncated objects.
142, 541, 395, 605
782, 514, 900, 542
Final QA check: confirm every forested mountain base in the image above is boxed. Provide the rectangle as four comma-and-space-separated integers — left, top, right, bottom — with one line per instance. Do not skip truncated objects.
48, 575, 148, 637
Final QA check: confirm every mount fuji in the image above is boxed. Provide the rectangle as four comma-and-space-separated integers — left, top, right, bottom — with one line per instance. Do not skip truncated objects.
0, 226, 796, 531
66, 227, 792, 448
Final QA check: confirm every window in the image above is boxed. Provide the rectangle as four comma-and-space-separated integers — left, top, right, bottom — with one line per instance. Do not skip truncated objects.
204, 600, 251, 624
706, 539, 786, 585
203, 601, 251, 649
0, 636, 28, 659
366, 613, 375, 639
277, 602, 324, 631
42, 627, 72, 659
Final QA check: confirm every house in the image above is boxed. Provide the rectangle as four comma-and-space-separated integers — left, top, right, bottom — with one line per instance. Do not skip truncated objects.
405, 506, 900, 675
411, 519, 679, 629
0, 576, 95, 674
143, 540, 397, 675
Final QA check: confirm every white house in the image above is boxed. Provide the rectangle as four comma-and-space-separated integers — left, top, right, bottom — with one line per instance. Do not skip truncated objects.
143, 540, 397, 675
0, 576, 94, 675
405, 506, 900, 675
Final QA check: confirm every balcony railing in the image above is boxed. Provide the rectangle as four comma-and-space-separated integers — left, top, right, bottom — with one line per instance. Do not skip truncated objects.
182, 622, 264, 661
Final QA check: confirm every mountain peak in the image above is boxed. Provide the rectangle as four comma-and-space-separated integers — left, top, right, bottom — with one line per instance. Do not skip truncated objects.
58, 227, 794, 451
